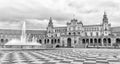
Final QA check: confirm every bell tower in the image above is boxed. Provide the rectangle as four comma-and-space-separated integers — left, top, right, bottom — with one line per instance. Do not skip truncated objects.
47, 17, 54, 37
102, 12, 111, 36
48, 17, 53, 28
103, 12, 108, 24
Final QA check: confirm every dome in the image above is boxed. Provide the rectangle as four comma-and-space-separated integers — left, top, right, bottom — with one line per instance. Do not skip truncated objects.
71, 18, 77, 22
78, 21, 83, 24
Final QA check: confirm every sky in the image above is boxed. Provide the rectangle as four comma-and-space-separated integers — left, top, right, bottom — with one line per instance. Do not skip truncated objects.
0, 0, 120, 29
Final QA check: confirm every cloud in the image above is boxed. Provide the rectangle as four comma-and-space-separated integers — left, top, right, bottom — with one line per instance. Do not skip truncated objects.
0, 0, 120, 29
99, 1, 119, 8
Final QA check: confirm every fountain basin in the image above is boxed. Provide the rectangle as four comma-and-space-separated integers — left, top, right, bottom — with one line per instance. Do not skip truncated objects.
4, 39, 43, 49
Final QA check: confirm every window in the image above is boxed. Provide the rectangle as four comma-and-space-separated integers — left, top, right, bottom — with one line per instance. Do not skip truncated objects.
74, 40, 76, 44
51, 39, 53, 44
51, 35, 53, 37
78, 32, 80, 34
105, 28, 107, 31
58, 39, 60, 43
105, 32, 107, 34
85, 32, 87, 36
96, 32, 99, 36
73, 32, 76, 35
90, 32, 92, 36
55, 39, 57, 43
68, 32, 71, 35
55, 34, 57, 37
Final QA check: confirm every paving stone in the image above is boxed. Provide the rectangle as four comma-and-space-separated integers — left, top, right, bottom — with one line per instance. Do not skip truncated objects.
59, 60, 71, 63
107, 58, 120, 62
42, 62, 56, 64
86, 58, 96, 61
73, 59, 85, 62
0, 49, 120, 64
109, 62, 120, 64
96, 60, 109, 64
83, 61, 96, 64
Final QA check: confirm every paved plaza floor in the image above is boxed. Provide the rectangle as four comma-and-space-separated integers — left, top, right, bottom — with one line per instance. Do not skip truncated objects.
0, 48, 120, 64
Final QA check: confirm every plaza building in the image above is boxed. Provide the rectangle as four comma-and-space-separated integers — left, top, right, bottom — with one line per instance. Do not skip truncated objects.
0, 12, 120, 48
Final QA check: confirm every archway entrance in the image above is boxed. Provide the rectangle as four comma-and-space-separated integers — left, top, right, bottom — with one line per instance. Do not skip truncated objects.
103, 38, 107, 46
94, 38, 97, 46
38, 39, 42, 44
116, 38, 120, 44
1, 39, 4, 43
90, 39, 93, 46
82, 39, 86, 44
108, 38, 111, 46
98, 38, 102, 46
56, 45, 60, 48
67, 38, 72, 47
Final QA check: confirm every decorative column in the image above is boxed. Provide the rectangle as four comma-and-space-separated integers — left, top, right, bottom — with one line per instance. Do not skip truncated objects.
65, 38, 67, 47
110, 38, 112, 46
49, 39, 51, 44
72, 37, 74, 47
84, 39, 86, 48
93, 38, 95, 47
101, 38, 103, 47
106, 38, 108, 47
111, 38, 114, 46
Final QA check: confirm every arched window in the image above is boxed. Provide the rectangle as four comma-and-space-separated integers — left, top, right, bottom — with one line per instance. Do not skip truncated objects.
55, 39, 57, 43
103, 38, 107, 46
103, 38, 107, 43
108, 38, 111, 43
68, 32, 71, 35
78, 32, 80, 35
116, 38, 120, 44
58, 39, 60, 43
86, 39, 89, 43
98, 38, 101, 43
90, 39, 93, 43
94, 39, 97, 43
1, 39, 4, 43
51, 39, 53, 44
82, 39, 85, 44
96, 32, 99, 36
90, 32, 92, 36
39, 39, 42, 43
73, 32, 76, 35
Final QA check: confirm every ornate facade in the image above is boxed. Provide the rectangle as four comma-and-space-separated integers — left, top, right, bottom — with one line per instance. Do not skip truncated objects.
0, 12, 120, 48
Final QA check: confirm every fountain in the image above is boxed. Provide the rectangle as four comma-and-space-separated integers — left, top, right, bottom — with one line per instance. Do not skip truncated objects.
4, 21, 42, 49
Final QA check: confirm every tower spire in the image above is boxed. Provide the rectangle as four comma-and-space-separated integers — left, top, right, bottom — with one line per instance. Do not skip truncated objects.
104, 11, 107, 16
48, 17, 53, 28
103, 11, 108, 23
71, 14, 77, 22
